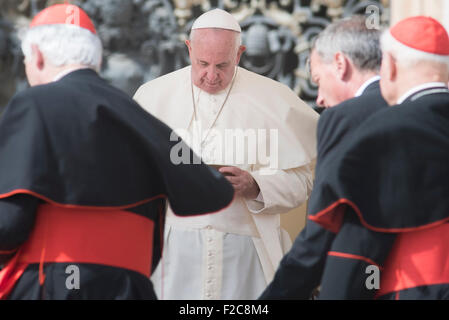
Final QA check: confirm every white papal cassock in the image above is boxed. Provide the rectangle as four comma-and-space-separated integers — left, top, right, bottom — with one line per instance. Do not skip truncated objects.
134, 66, 319, 299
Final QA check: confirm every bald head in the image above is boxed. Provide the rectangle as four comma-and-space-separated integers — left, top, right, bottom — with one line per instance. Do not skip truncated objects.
186, 28, 245, 94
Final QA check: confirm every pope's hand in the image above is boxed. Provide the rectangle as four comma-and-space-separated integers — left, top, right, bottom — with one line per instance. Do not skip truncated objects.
219, 167, 260, 199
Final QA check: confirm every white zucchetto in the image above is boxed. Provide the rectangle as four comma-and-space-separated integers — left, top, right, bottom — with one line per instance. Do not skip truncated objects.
191, 8, 241, 33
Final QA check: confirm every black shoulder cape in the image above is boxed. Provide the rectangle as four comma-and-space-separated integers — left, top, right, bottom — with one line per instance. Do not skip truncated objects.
0, 69, 234, 214
308, 91, 449, 233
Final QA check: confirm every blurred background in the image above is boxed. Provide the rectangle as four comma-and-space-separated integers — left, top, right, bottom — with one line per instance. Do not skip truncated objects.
1, 0, 448, 240
0, 0, 391, 113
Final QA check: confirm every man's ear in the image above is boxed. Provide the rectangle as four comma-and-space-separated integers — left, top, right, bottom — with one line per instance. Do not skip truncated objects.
384, 52, 397, 81
334, 51, 350, 81
31, 44, 45, 70
236, 45, 246, 65
185, 40, 192, 54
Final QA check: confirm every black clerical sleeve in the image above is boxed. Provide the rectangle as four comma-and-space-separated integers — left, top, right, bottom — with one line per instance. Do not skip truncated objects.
317, 210, 397, 299
259, 220, 336, 299
0, 195, 38, 265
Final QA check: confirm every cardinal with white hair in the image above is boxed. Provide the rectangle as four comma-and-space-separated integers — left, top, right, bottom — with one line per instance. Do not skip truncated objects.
0, 4, 235, 300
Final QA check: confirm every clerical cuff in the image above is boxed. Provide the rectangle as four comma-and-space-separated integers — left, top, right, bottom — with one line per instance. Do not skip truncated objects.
245, 173, 266, 214
245, 197, 265, 213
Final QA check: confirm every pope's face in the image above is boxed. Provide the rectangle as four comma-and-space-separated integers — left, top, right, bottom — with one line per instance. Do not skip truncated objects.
186, 29, 245, 94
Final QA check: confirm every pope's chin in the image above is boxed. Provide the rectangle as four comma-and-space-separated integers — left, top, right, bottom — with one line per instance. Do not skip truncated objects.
200, 81, 224, 94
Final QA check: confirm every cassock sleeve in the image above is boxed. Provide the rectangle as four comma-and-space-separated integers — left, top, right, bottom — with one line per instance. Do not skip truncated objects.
245, 165, 314, 214
317, 209, 397, 299
259, 219, 335, 299
0, 195, 38, 265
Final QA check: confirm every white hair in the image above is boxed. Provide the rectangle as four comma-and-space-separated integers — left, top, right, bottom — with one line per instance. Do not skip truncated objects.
381, 29, 449, 69
21, 24, 103, 70
189, 28, 242, 51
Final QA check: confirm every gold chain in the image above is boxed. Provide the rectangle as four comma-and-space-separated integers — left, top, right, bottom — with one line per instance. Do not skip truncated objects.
190, 67, 238, 147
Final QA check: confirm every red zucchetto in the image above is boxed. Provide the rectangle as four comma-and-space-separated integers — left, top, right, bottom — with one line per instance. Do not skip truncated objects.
30, 3, 96, 34
390, 16, 449, 55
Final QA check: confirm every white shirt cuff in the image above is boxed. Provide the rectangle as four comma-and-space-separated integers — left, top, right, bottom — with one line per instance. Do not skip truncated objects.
254, 192, 264, 202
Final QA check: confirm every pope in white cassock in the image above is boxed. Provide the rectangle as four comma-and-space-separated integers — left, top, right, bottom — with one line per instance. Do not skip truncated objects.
134, 8, 319, 299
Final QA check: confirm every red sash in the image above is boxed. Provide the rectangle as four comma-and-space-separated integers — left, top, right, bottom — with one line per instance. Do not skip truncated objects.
377, 223, 449, 297
0, 204, 154, 299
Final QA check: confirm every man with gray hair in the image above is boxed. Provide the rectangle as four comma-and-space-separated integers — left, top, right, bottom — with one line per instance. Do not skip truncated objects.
0, 4, 234, 299
309, 15, 388, 189
134, 8, 319, 299
260, 15, 388, 299
310, 15, 384, 107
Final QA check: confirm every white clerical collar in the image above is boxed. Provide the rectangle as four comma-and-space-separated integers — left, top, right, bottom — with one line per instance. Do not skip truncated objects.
52, 67, 90, 82
397, 82, 448, 104
354, 75, 380, 97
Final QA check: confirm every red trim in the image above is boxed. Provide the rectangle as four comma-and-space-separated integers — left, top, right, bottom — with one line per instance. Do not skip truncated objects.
0, 250, 28, 299
328, 251, 382, 270
0, 204, 154, 299
377, 223, 449, 297
0, 248, 19, 255
309, 198, 449, 234
0, 189, 166, 211
0, 188, 235, 217
308, 200, 346, 233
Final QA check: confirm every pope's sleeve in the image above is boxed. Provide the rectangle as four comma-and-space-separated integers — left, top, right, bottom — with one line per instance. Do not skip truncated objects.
244, 164, 313, 214
0, 195, 38, 265
259, 219, 335, 299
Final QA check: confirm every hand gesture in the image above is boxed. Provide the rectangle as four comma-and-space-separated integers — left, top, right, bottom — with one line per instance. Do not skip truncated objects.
218, 166, 260, 199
